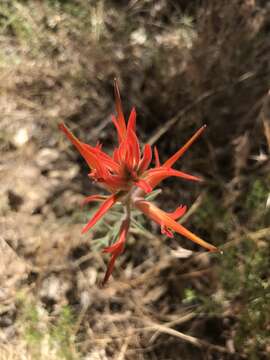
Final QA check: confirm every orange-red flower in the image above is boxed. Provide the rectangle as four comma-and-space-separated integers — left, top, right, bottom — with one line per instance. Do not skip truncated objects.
59, 79, 219, 284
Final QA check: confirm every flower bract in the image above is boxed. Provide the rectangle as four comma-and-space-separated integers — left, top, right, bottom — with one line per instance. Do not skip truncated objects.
59, 79, 219, 284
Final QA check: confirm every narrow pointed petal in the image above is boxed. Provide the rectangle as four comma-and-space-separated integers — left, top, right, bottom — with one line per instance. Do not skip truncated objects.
163, 125, 207, 168
118, 137, 128, 164
143, 167, 202, 189
168, 205, 187, 220
127, 130, 141, 168
138, 144, 152, 174
59, 123, 95, 165
102, 218, 129, 285
113, 148, 120, 163
102, 254, 117, 286
135, 179, 152, 193
81, 194, 118, 234
103, 219, 129, 255
135, 200, 219, 252
82, 141, 120, 174
125, 145, 134, 171
127, 107, 136, 133
122, 108, 140, 169
114, 79, 126, 140
59, 123, 106, 176
81, 194, 108, 206
91, 146, 121, 173
112, 115, 123, 144
154, 146, 160, 167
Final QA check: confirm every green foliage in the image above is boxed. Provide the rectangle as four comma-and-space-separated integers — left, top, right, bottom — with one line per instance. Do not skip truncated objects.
21, 303, 43, 346
47, 0, 107, 41
220, 236, 270, 358
193, 192, 229, 245
0, 2, 39, 48
245, 179, 268, 211
50, 306, 76, 360
235, 240, 270, 354
195, 193, 225, 227
182, 288, 197, 305
219, 246, 241, 297
245, 178, 270, 229
190, 179, 270, 358
182, 287, 222, 315
17, 296, 78, 360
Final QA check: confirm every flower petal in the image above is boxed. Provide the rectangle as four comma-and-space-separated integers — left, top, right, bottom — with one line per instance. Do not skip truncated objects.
163, 125, 206, 168
102, 218, 129, 285
89, 144, 121, 173
128, 129, 141, 168
138, 144, 152, 174
102, 253, 117, 286
81, 194, 108, 206
161, 225, 174, 238
81, 194, 118, 234
135, 200, 219, 252
124, 108, 141, 169
135, 179, 152, 193
168, 205, 187, 220
113, 148, 120, 163
112, 115, 123, 144
114, 79, 126, 141
127, 107, 137, 133
143, 167, 202, 189
103, 219, 129, 255
101, 174, 130, 192
59, 123, 107, 177
154, 146, 160, 167
118, 137, 128, 164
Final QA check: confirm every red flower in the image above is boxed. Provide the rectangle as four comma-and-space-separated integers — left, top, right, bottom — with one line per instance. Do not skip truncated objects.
134, 200, 217, 252
59, 79, 219, 284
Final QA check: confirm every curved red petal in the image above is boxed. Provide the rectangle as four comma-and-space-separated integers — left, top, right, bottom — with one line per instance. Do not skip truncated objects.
154, 146, 160, 167
163, 125, 206, 168
114, 79, 126, 140
138, 144, 152, 174
94, 151, 120, 174
168, 205, 187, 220
102, 253, 117, 286
143, 167, 202, 189
129, 130, 141, 167
127, 107, 136, 132
115, 109, 140, 171
113, 148, 120, 163
81, 194, 108, 206
135, 179, 152, 193
59, 123, 107, 178
81, 194, 118, 234
112, 115, 123, 144
84, 142, 120, 174
135, 200, 219, 252
102, 218, 129, 285
103, 219, 129, 255
102, 174, 130, 192
118, 138, 128, 164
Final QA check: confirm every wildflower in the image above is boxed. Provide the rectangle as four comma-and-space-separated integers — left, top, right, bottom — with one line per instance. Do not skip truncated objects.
59, 79, 219, 284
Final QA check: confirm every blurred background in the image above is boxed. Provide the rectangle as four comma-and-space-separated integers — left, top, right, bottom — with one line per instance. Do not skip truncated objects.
0, 0, 269, 359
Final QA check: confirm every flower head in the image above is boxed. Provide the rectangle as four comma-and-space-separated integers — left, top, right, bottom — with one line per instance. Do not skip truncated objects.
59, 79, 219, 284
